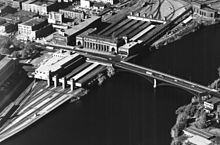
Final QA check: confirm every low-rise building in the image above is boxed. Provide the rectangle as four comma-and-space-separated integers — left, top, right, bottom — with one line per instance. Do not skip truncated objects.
11, 0, 26, 9
0, 3, 16, 15
183, 126, 215, 145
18, 17, 51, 40
3, 10, 37, 23
192, 2, 218, 20
204, 97, 220, 112
59, 6, 86, 20
34, 50, 76, 80
22, 0, 59, 15
80, 0, 117, 8
48, 11, 64, 24
50, 15, 101, 46
80, 0, 91, 8
0, 22, 16, 33
76, 28, 125, 55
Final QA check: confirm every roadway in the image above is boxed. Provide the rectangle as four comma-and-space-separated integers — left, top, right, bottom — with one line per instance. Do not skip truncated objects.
115, 61, 220, 96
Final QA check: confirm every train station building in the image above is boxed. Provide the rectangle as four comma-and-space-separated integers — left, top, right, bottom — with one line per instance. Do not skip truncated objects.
75, 14, 161, 56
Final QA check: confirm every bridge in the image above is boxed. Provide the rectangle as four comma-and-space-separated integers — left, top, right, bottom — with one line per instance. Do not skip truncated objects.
114, 61, 220, 97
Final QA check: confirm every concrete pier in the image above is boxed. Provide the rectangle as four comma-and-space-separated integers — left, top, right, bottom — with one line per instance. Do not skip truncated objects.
47, 71, 52, 87
61, 77, 67, 90
153, 79, 157, 88
68, 78, 75, 92
52, 75, 59, 88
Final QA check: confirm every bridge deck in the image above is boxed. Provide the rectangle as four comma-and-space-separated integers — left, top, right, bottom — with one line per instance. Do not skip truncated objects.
115, 61, 219, 95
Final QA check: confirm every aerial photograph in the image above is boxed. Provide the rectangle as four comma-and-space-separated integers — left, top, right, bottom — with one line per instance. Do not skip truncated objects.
0, 0, 220, 144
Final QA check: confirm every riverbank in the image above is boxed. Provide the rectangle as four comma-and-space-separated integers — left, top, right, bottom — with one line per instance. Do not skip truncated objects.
170, 77, 220, 145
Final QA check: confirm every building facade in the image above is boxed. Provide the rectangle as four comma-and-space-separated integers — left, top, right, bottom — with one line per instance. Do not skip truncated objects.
48, 11, 63, 24
22, 0, 59, 15
76, 29, 125, 55
18, 17, 49, 40
80, 0, 117, 8
192, 2, 217, 19
59, 8, 85, 20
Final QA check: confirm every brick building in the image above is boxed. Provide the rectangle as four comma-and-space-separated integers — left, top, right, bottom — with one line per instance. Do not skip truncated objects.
22, 0, 59, 15
18, 17, 50, 40
59, 6, 86, 20
192, 2, 217, 19
48, 11, 64, 24
76, 28, 125, 54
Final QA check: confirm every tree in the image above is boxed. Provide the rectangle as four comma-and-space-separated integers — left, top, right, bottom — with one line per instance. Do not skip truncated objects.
195, 111, 207, 129
107, 66, 115, 78
175, 105, 186, 115
171, 139, 182, 145
21, 49, 28, 59
0, 47, 11, 55
11, 51, 20, 58
218, 67, 220, 78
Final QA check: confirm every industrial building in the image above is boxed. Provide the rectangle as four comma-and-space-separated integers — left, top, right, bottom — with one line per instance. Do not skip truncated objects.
34, 50, 106, 91
48, 11, 64, 24
50, 15, 101, 46
183, 126, 215, 145
34, 50, 82, 80
204, 97, 220, 112
18, 17, 53, 40
22, 0, 59, 15
59, 6, 86, 20
191, 1, 220, 20
0, 2, 16, 15
80, 0, 117, 8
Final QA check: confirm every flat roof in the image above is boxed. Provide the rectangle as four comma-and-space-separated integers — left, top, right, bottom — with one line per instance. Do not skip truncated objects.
209, 1, 220, 10
0, 18, 6, 25
23, 0, 36, 4
0, 56, 12, 71
2, 22, 14, 26
60, 6, 84, 13
184, 126, 214, 139
205, 97, 220, 104
14, 0, 27, 2
64, 15, 100, 36
3, 10, 37, 23
119, 42, 138, 50
33, 0, 55, 6
22, 17, 46, 26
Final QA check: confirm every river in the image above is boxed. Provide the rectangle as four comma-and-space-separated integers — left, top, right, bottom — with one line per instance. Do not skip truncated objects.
2, 23, 220, 145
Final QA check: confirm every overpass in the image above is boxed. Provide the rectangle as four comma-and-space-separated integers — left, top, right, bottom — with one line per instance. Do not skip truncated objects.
114, 61, 220, 96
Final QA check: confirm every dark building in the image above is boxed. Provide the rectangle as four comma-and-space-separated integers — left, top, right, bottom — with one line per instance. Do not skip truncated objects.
192, 1, 218, 19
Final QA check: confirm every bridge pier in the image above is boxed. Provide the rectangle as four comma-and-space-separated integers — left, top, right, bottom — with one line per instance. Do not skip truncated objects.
47, 71, 52, 87
153, 79, 157, 88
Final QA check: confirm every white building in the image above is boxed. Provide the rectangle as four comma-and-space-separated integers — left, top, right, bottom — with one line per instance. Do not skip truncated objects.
186, 135, 213, 145
80, 0, 91, 8
34, 50, 78, 80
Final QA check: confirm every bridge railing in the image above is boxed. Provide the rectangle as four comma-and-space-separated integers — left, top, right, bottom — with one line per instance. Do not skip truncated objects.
117, 61, 218, 93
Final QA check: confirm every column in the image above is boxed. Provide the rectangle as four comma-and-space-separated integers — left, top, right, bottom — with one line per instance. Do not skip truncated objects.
47, 71, 52, 87
53, 75, 58, 88
70, 78, 75, 92
153, 79, 157, 88
62, 77, 67, 90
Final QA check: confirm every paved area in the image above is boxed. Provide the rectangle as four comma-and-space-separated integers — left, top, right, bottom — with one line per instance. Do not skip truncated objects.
160, 0, 187, 20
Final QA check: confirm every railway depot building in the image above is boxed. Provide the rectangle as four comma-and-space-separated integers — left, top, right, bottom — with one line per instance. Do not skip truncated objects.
76, 30, 125, 54
76, 14, 161, 56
